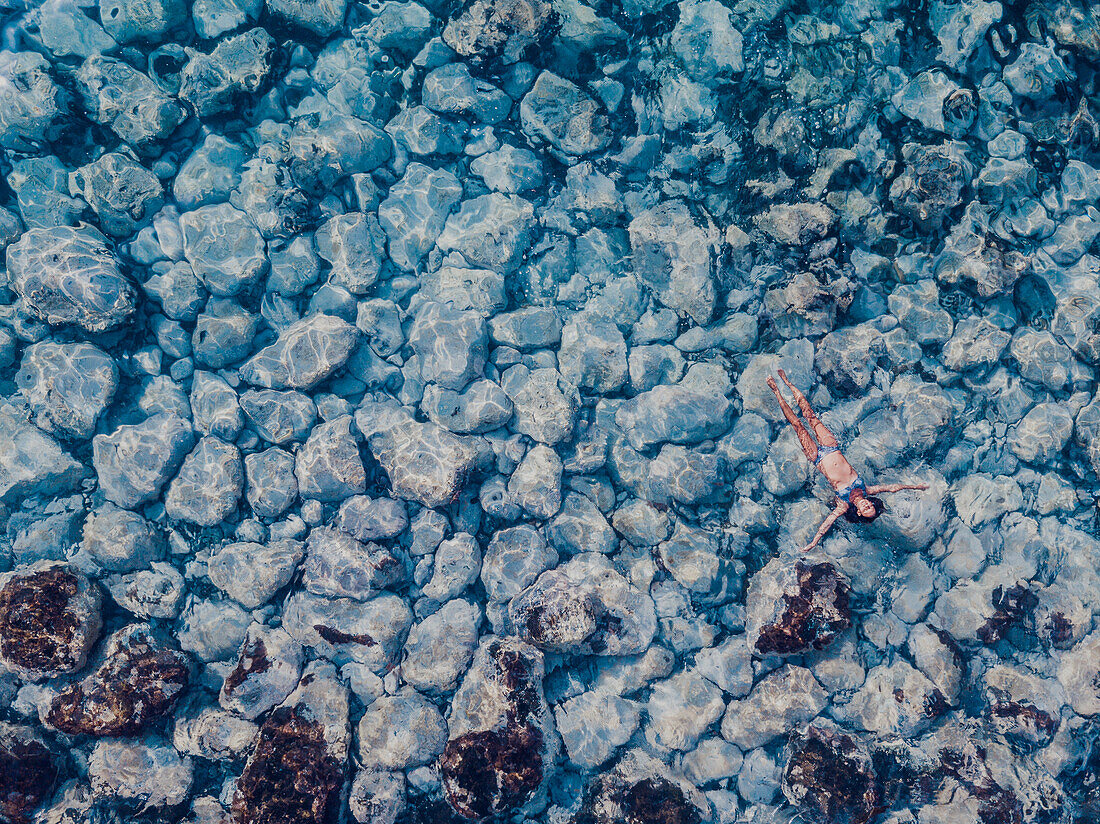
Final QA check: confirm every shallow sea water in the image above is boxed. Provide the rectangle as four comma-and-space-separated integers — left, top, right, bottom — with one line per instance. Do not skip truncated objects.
0, 0, 1099, 822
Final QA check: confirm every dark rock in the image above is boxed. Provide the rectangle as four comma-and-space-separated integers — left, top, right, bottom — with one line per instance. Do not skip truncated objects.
440, 724, 544, 820
572, 751, 709, 824
889, 142, 973, 230
47, 624, 190, 736
441, 638, 552, 819
782, 724, 881, 824
747, 559, 852, 656
976, 583, 1038, 645
936, 731, 1026, 824
0, 564, 102, 680
232, 707, 342, 824
0, 724, 59, 824
508, 554, 656, 656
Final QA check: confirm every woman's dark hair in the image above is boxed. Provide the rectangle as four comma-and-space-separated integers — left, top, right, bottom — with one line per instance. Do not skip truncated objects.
842, 495, 885, 524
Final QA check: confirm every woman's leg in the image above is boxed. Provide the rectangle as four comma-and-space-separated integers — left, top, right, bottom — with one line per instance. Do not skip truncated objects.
767, 376, 819, 463
778, 369, 839, 448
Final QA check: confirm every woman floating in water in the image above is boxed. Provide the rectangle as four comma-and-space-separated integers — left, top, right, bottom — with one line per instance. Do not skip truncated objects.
767, 369, 929, 552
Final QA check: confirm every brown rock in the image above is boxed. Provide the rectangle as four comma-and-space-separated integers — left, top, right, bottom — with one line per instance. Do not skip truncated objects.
0, 563, 101, 680
232, 708, 342, 824
440, 723, 544, 819
47, 624, 190, 736
441, 638, 556, 819
572, 751, 708, 824
748, 559, 852, 656
782, 724, 881, 824
0, 723, 59, 824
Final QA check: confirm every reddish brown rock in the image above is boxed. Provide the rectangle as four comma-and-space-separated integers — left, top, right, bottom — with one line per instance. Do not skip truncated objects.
976, 584, 1037, 645
782, 724, 881, 824
0, 724, 59, 824
571, 751, 709, 824
441, 638, 556, 819
0, 563, 102, 680
747, 558, 851, 656
440, 724, 544, 819
47, 624, 190, 736
232, 708, 342, 824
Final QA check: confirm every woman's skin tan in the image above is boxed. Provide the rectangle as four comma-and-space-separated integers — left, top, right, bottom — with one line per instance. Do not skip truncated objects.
767, 369, 929, 552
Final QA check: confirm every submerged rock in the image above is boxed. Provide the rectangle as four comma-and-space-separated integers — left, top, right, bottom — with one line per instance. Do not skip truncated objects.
164, 436, 244, 526
509, 553, 656, 655
571, 750, 710, 824
746, 558, 852, 656
47, 624, 190, 736
441, 637, 556, 819
240, 315, 360, 390
0, 723, 59, 824
16, 341, 118, 439
0, 563, 102, 680
232, 707, 343, 824
89, 739, 192, 807
782, 723, 880, 824
356, 398, 491, 508
520, 72, 609, 158
627, 200, 716, 324
220, 623, 304, 720
92, 413, 195, 509
443, 0, 559, 65
0, 405, 86, 506
7, 225, 135, 333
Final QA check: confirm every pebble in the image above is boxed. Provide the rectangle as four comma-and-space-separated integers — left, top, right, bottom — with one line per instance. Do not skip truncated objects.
283, 591, 412, 671
378, 163, 463, 271
207, 539, 304, 608
302, 527, 407, 601
8, 225, 136, 333
244, 448, 299, 519
295, 416, 366, 502
240, 314, 360, 390
436, 193, 536, 273
164, 436, 244, 527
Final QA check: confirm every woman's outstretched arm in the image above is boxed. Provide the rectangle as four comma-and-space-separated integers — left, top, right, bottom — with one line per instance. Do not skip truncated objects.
865, 482, 931, 495
800, 501, 848, 552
